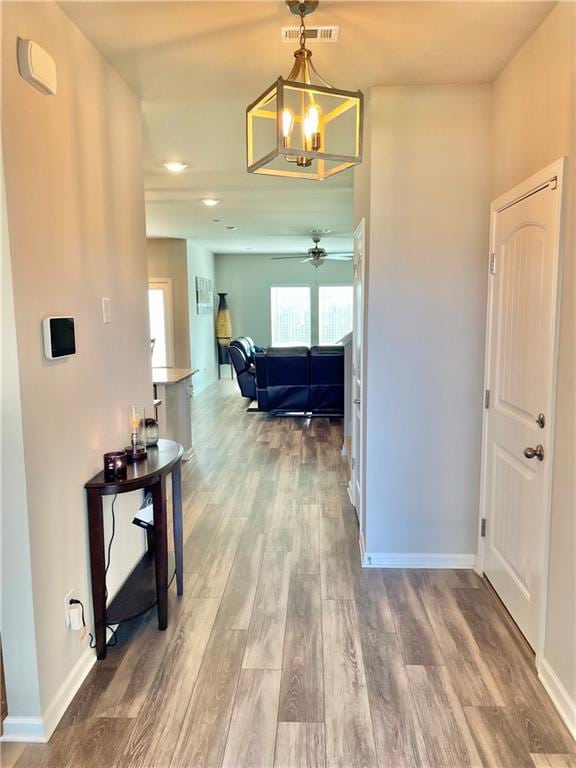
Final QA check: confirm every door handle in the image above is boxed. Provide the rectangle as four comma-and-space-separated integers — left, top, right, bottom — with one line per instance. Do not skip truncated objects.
524, 445, 544, 461
353, 398, 361, 405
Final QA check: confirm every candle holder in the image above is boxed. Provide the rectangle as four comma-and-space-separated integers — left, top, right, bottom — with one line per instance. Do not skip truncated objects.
144, 417, 159, 447
125, 404, 147, 462
103, 451, 128, 482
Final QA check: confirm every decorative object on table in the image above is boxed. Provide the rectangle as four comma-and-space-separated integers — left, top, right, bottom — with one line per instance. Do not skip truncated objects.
246, 0, 363, 181
195, 277, 213, 315
103, 451, 127, 482
143, 417, 159, 447
216, 293, 233, 377
272, 235, 353, 268
125, 404, 147, 462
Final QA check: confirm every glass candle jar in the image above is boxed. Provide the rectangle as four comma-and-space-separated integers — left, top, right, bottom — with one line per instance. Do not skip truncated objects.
103, 451, 127, 482
126, 404, 147, 461
144, 417, 159, 447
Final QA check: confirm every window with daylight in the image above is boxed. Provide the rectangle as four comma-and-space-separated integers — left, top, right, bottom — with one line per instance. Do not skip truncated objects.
319, 285, 353, 344
271, 286, 311, 347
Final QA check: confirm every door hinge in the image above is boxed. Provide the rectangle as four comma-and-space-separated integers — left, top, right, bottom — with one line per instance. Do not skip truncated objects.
484, 389, 490, 409
489, 253, 496, 275
550, 177, 558, 191
481, 518, 487, 537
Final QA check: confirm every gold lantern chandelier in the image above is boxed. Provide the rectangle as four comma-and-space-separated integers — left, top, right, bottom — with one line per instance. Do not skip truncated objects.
246, 0, 363, 181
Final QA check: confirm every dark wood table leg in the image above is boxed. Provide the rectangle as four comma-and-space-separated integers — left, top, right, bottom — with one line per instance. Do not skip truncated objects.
152, 474, 168, 630
87, 488, 107, 659
171, 460, 183, 596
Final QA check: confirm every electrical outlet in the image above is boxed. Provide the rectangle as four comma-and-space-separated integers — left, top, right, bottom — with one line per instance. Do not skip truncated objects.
64, 589, 74, 627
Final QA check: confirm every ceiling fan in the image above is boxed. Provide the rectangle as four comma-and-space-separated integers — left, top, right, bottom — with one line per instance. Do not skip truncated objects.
271, 236, 353, 268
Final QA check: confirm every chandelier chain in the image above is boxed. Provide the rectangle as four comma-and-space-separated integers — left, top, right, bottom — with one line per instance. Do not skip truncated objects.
299, 5, 307, 49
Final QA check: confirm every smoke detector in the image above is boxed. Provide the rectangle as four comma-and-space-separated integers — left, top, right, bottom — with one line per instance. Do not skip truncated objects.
281, 25, 339, 43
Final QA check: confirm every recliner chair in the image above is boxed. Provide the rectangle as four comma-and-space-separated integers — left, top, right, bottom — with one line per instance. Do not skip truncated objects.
229, 337, 264, 400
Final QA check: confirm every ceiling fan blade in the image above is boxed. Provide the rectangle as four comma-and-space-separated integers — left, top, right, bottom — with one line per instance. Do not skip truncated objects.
271, 255, 306, 260
325, 255, 353, 261
327, 252, 354, 257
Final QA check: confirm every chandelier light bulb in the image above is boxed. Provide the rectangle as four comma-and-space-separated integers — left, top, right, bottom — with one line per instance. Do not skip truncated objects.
282, 109, 295, 143
303, 104, 321, 151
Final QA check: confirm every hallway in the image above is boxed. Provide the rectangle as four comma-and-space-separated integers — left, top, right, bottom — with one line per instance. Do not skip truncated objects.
7, 382, 575, 768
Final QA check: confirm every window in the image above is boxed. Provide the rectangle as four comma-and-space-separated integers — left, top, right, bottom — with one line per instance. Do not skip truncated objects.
271, 286, 311, 347
319, 285, 353, 344
148, 279, 174, 367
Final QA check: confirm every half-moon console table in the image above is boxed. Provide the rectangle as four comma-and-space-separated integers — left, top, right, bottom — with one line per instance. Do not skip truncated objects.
85, 439, 184, 659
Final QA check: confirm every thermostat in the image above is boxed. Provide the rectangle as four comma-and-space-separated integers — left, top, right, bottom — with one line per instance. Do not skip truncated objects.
42, 317, 76, 360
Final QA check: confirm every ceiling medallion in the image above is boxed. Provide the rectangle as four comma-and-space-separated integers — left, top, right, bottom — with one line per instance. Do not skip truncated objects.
246, 0, 363, 181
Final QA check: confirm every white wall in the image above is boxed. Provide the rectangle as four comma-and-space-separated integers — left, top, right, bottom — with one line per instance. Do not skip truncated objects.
2, 0, 150, 739
187, 242, 217, 392
1, 139, 43, 726
491, 1, 576, 726
356, 85, 492, 562
215, 253, 353, 347
147, 238, 191, 369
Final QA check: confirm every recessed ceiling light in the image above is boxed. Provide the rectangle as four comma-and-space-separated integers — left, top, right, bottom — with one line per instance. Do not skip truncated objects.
225, 225, 237, 231
163, 161, 188, 173
212, 218, 221, 223
201, 198, 220, 207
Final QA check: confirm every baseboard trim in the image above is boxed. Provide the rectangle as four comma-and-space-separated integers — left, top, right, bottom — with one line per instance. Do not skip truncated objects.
359, 530, 366, 563
0, 717, 46, 743
539, 658, 576, 740
1, 645, 96, 744
42, 645, 96, 741
361, 552, 477, 569
193, 377, 218, 395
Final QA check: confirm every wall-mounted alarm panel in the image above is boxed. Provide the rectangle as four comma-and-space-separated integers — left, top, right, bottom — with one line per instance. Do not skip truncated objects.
43, 317, 76, 360
17, 38, 57, 95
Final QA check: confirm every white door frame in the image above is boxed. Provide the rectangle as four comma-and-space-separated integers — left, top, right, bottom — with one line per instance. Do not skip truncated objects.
350, 218, 366, 555
477, 158, 565, 667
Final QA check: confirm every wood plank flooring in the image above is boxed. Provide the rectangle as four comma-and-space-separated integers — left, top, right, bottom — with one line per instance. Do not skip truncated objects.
11, 381, 575, 768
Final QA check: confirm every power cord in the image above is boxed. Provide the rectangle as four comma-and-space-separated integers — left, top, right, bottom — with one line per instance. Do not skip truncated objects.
70, 491, 177, 650
104, 494, 118, 601
69, 598, 117, 649
71, 570, 176, 651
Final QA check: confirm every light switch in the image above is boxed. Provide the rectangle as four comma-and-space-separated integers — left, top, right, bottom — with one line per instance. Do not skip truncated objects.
102, 297, 111, 324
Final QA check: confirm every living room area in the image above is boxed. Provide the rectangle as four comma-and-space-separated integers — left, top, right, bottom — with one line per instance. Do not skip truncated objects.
147, 234, 355, 414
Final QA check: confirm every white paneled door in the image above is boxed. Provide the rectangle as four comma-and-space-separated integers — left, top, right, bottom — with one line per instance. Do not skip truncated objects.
481, 161, 564, 651
351, 219, 365, 548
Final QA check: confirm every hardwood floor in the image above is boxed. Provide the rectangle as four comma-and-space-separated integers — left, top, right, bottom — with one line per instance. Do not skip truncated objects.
11, 381, 575, 768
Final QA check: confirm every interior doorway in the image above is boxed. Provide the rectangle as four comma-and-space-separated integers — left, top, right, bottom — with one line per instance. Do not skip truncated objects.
478, 160, 565, 654
350, 219, 366, 552
148, 278, 175, 368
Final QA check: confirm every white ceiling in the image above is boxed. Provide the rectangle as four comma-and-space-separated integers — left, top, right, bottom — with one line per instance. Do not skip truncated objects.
60, 0, 553, 254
